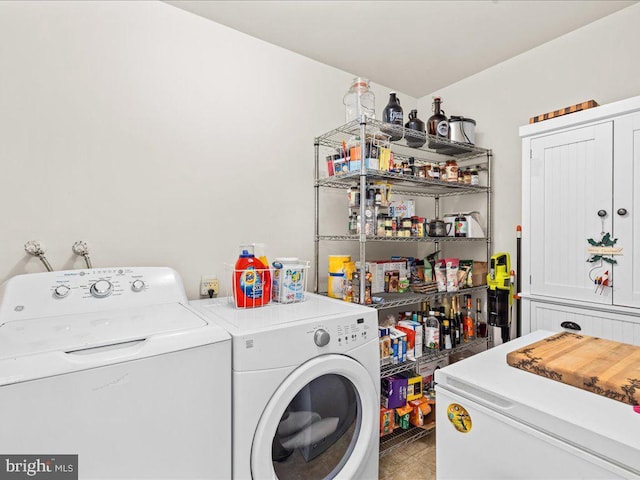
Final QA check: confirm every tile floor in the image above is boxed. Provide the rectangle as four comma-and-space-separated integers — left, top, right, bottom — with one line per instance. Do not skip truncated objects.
379, 432, 436, 479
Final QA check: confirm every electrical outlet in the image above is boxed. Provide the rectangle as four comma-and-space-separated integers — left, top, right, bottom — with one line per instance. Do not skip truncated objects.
200, 276, 219, 297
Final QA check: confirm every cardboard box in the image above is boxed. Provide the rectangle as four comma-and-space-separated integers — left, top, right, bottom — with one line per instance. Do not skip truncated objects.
381, 376, 408, 409
389, 328, 406, 364
399, 372, 423, 401
349, 157, 380, 172
389, 200, 415, 219
379, 336, 391, 366
398, 320, 423, 360
367, 260, 409, 293
409, 397, 432, 427
380, 407, 394, 437
394, 404, 413, 430
384, 270, 400, 293
472, 261, 488, 287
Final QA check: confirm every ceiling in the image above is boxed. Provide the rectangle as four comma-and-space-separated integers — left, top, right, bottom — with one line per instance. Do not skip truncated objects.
166, 0, 637, 98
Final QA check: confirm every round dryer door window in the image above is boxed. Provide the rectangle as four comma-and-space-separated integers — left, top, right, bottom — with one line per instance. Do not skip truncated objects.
251, 355, 378, 480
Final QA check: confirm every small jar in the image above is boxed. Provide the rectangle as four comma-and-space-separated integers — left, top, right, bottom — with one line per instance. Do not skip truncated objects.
416, 217, 425, 238
411, 216, 420, 237
464, 168, 472, 185
431, 163, 440, 180
377, 217, 386, 236
471, 167, 479, 186
457, 168, 464, 183
401, 217, 412, 229
445, 160, 458, 183
385, 226, 393, 237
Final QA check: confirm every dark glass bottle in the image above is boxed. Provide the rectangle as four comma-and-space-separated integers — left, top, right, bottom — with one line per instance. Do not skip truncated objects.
405, 109, 426, 148
382, 92, 404, 141
427, 97, 449, 148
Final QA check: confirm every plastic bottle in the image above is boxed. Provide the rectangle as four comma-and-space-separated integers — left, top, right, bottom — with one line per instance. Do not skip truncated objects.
234, 246, 271, 308
425, 311, 440, 350
343, 77, 375, 123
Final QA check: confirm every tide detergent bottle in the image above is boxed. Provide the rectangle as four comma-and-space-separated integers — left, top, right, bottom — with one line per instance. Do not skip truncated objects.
234, 245, 271, 308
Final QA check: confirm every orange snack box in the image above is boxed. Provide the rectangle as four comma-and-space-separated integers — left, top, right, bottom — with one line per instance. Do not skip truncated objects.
380, 407, 394, 437
409, 397, 432, 428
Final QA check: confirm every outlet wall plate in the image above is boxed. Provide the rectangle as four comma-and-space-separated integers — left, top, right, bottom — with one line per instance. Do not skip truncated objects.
200, 276, 219, 297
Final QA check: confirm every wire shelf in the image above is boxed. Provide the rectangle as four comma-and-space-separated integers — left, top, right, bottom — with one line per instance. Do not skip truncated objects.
316, 169, 489, 197
380, 335, 490, 379
379, 424, 435, 457
317, 235, 489, 243
315, 118, 489, 161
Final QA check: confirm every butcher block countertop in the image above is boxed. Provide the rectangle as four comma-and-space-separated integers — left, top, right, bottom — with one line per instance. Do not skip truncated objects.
507, 332, 640, 406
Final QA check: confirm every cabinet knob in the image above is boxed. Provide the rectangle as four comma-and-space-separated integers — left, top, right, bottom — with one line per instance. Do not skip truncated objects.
597, 210, 607, 218
617, 208, 628, 216
560, 321, 581, 331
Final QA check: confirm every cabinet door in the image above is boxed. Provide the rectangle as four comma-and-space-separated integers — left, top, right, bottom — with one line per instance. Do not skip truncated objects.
613, 112, 640, 308
529, 123, 613, 304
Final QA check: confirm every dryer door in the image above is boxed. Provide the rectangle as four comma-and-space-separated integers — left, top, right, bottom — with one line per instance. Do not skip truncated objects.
251, 354, 377, 480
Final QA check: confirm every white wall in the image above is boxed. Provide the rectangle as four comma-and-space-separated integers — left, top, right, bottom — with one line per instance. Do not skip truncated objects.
418, 3, 640, 268
0, 1, 416, 298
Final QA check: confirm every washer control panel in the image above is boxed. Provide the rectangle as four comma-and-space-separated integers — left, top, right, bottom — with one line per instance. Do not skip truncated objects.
51, 268, 149, 301
0, 267, 186, 321
309, 316, 371, 350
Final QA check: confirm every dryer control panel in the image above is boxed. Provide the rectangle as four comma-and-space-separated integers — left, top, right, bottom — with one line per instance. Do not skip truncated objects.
0, 267, 187, 322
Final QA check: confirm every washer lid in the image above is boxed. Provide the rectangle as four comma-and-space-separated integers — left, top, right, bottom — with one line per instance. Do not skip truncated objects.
0, 303, 208, 360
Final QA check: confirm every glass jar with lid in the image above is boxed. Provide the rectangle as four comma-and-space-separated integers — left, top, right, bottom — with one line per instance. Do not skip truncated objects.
343, 77, 376, 123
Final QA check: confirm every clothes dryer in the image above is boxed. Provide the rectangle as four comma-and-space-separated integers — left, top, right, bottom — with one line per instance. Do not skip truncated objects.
0, 267, 231, 479
191, 293, 379, 480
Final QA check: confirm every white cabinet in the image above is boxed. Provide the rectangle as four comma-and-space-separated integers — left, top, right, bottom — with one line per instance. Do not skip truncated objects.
520, 96, 640, 342
528, 122, 613, 304
613, 112, 640, 307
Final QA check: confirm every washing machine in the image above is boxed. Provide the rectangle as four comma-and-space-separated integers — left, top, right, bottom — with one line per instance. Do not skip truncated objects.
191, 293, 380, 480
0, 267, 231, 479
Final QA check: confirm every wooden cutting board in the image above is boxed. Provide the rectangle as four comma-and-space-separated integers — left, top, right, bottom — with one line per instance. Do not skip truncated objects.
507, 332, 640, 406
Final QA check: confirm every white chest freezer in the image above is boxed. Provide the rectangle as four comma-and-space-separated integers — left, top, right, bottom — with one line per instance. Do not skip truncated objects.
435, 330, 640, 479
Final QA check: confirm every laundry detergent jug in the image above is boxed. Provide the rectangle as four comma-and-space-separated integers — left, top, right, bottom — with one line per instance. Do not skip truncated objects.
234, 246, 271, 308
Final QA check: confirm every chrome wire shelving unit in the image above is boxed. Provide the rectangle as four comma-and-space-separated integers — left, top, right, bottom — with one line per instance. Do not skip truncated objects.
313, 116, 493, 459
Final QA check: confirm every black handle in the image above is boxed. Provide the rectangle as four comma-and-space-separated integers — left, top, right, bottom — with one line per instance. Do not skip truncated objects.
597, 210, 607, 218
617, 208, 628, 216
560, 321, 582, 331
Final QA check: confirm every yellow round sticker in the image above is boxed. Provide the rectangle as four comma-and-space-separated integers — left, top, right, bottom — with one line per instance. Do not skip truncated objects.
447, 403, 472, 433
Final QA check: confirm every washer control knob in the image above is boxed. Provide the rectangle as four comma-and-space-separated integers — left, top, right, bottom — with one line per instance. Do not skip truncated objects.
314, 329, 330, 347
53, 285, 71, 299
90, 279, 113, 298
131, 279, 145, 292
